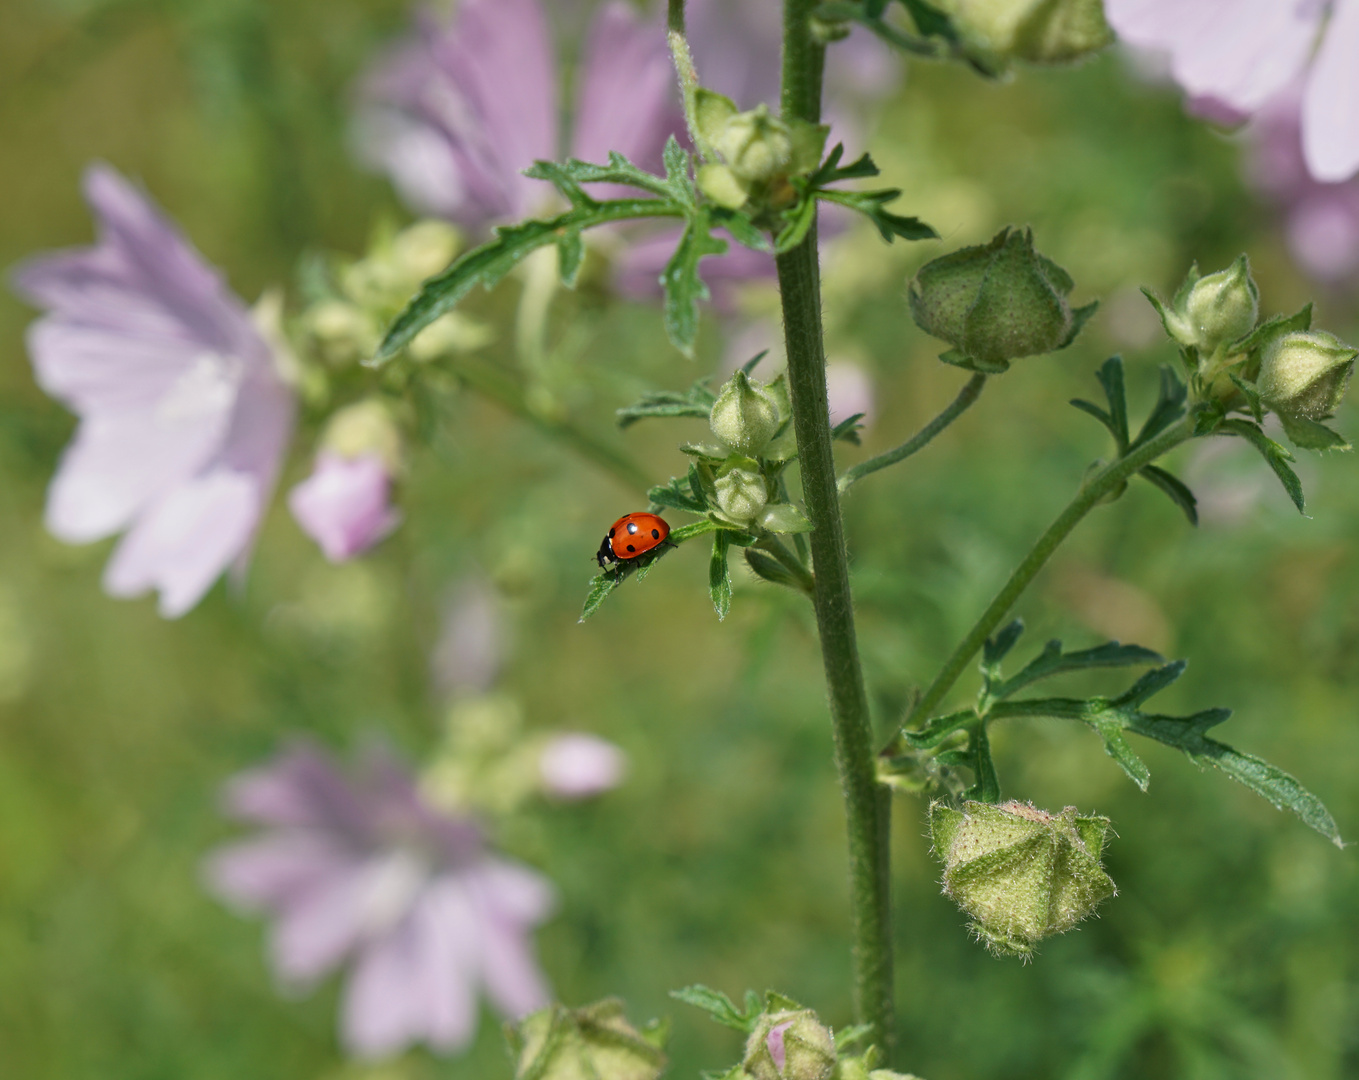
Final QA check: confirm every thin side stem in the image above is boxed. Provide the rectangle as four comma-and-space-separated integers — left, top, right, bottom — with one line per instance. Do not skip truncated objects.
667, 0, 708, 159
839, 373, 987, 493
904, 416, 1197, 730
778, 0, 895, 1052
446, 355, 651, 493
755, 535, 816, 593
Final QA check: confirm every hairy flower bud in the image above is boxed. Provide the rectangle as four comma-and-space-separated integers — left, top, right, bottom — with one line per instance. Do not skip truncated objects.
930, 799, 1115, 958
694, 89, 827, 211
715, 468, 768, 524
710, 371, 782, 456
743, 1008, 836, 1080
937, 0, 1112, 66
908, 227, 1093, 371
1181, 256, 1259, 354
1256, 330, 1357, 420
509, 999, 666, 1080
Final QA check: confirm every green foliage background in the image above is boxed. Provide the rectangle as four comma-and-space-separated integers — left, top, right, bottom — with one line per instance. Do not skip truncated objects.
1, 2, 1357, 1078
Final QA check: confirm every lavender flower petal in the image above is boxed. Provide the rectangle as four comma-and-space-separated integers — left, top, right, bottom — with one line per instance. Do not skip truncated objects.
288, 451, 402, 563
539, 733, 626, 799
1301, 0, 1359, 182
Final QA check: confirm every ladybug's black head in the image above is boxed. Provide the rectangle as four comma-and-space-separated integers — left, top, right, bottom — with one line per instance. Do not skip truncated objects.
595, 535, 616, 569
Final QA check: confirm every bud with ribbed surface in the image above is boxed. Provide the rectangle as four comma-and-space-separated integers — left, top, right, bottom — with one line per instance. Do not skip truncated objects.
743, 1008, 836, 1080
508, 999, 666, 1080
710, 371, 782, 457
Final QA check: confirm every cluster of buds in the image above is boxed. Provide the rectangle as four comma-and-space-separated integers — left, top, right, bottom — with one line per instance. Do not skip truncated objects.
929, 799, 1116, 958
300, 219, 492, 368
908, 227, 1094, 372
1145, 257, 1357, 447
700, 370, 812, 535
694, 89, 827, 217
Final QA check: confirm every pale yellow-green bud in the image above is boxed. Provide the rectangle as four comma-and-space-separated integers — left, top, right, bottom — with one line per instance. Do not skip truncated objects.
1256, 330, 1357, 420
710, 371, 782, 456
937, 0, 1112, 65
930, 799, 1115, 958
305, 298, 379, 366
713, 104, 794, 184
322, 399, 402, 472
389, 219, 461, 284
1182, 255, 1259, 354
715, 468, 768, 524
509, 1000, 666, 1080
743, 1009, 835, 1080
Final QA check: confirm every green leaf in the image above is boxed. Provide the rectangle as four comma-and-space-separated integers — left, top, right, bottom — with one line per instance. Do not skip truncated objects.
669, 985, 756, 1032
1193, 398, 1227, 437
648, 476, 707, 514
556, 230, 585, 287
831, 412, 865, 444
1278, 413, 1352, 451
963, 723, 1001, 802
1131, 365, 1188, 449
1229, 373, 1265, 424
662, 137, 697, 205
1232, 302, 1313, 357
525, 152, 674, 200
774, 195, 819, 254
982, 618, 1026, 674
1221, 418, 1305, 513
375, 198, 682, 363
744, 548, 806, 591
1069, 398, 1121, 445
1095, 355, 1130, 451
578, 573, 621, 622
807, 143, 880, 187
662, 212, 728, 357
616, 379, 716, 428
710, 530, 732, 620
816, 188, 938, 243
992, 638, 1165, 702
711, 207, 772, 251
902, 708, 978, 750
1138, 465, 1199, 526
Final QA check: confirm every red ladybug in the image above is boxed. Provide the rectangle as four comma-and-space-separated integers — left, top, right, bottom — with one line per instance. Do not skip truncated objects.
596, 512, 671, 570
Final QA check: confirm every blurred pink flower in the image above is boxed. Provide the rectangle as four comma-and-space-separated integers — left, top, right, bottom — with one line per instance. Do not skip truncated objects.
10, 164, 294, 618
205, 741, 554, 1059
430, 576, 506, 699
1247, 90, 1359, 281
825, 361, 875, 431
288, 451, 401, 562
1106, 0, 1359, 181
538, 733, 626, 799
355, 0, 674, 228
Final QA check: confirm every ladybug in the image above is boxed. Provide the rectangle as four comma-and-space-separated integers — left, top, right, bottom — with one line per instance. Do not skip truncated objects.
596, 512, 671, 571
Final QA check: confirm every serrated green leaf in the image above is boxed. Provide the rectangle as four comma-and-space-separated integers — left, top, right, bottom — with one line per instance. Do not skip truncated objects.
648, 476, 706, 514
375, 198, 682, 363
525, 152, 673, 200
963, 723, 1001, 802
1138, 465, 1199, 526
711, 207, 772, 251
1279, 413, 1352, 451
1086, 714, 1152, 790
556, 230, 584, 286
1131, 365, 1188, 448
669, 985, 755, 1032
807, 143, 880, 187
817, 188, 938, 243
982, 618, 1026, 673
1221, 418, 1305, 512
1070, 398, 1121, 443
662, 213, 727, 357
1193, 399, 1226, 437
902, 708, 977, 750
992, 638, 1164, 702
831, 412, 865, 444
710, 530, 732, 620
579, 573, 621, 622
662, 137, 695, 205
616, 388, 713, 428
1095, 355, 1130, 451
774, 195, 819, 254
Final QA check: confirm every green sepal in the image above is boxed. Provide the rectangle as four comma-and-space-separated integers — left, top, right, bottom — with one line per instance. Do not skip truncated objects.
1231, 302, 1313, 360
758, 502, 814, 533
694, 88, 739, 152
374, 197, 683, 363
939, 348, 1010, 374
1229, 372, 1265, 424
669, 985, 758, 1033
710, 207, 772, 251
1138, 465, 1199, 525
743, 548, 806, 591
1278, 413, 1352, 451
1220, 418, 1305, 512
710, 530, 732, 620
697, 163, 751, 211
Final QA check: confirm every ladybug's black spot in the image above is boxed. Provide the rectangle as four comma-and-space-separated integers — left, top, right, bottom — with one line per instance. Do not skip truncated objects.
627, 522, 639, 534
651, 529, 660, 539
609, 527, 616, 538
626, 544, 636, 553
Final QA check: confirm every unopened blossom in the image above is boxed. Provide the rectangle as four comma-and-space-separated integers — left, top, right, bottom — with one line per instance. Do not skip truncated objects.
289, 451, 402, 562
204, 741, 554, 1059
10, 164, 294, 618
356, 0, 674, 228
1106, 0, 1359, 181
538, 733, 627, 799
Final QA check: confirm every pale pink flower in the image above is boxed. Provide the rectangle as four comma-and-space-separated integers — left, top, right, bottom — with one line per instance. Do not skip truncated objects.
1107, 0, 1359, 181
767, 1019, 796, 1072
205, 741, 555, 1059
825, 361, 875, 431
288, 451, 401, 562
538, 734, 626, 799
10, 164, 294, 618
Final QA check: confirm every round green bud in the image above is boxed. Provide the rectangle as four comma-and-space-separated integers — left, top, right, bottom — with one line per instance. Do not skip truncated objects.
743, 1009, 836, 1080
714, 468, 768, 525
510, 1000, 666, 1080
1256, 330, 1357, 420
937, 0, 1111, 65
1182, 255, 1259, 354
908, 227, 1089, 370
929, 799, 1116, 958
710, 371, 782, 457
713, 104, 795, 185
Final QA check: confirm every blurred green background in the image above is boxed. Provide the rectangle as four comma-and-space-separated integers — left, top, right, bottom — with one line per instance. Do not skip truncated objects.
2, 1, 1357, 1078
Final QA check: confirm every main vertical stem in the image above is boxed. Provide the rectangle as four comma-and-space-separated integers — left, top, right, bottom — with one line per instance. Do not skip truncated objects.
778, 0, 895, 1052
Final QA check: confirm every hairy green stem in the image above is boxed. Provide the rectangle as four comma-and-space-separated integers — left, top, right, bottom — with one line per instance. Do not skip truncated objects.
904, 416, 1197, 730
839, 373, 987, 493
446, 355, 651, 492
667, 0, 708, 160
779, 0, 894, 1051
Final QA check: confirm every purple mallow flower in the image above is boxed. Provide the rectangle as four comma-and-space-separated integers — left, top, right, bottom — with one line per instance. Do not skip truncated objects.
289, 451, 402, 563
538, 733, 626, 799
355, 0, 675, 229
205, 741, 555, 1059
10, 164, 294, 618
1107, 0, 1359, 182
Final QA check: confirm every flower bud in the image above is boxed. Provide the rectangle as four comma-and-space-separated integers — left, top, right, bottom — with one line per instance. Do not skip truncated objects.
929, 799, 1115, 958
323, 400, 402, 472
713, 104, 794, 185
1256, 330, 1357, 420
510, 1000, 666, 1080
694, 90, 827, 211
710, 371, 782, 456
1181, 256, 1258, 354
908, 227, 1092, 371
938, 0, 1111, 65
743, 1009, 835, 1080
389, 219, 460, 284
715, 468, 768, 524
539, 733, 627, 800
